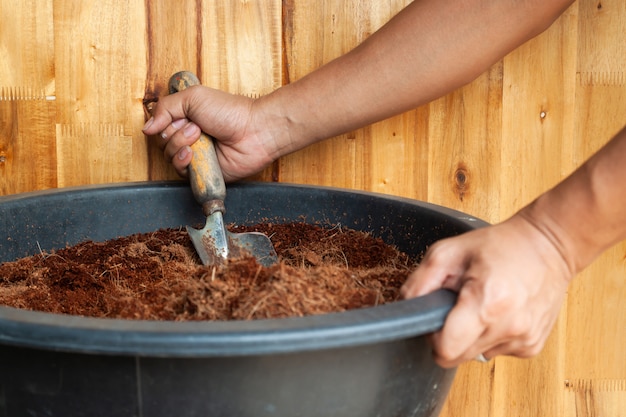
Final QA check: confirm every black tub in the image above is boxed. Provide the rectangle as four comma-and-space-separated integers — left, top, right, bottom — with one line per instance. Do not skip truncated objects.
0, 181, 487, 417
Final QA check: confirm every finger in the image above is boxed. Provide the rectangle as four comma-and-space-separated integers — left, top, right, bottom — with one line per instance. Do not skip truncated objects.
163, 122, 200, 161
481, 337, 543, 360
474, 353, 490, 363
479, 305, 555, 359
142, 91, 192, 135
171, 146, 192, 178
401, 240, 468, 298
425, 332, 491, 367
429, 279, 487, 367
159, 118, 189, 143
433, 277, 520, 366
456, 285, 551, 362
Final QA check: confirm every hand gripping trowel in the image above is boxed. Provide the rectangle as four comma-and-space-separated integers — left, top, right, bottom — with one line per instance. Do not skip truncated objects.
168, 71, 278, 267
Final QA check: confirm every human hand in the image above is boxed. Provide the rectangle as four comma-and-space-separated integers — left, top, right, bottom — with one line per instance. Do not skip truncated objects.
400, 213, 572, 368
142, 86, 277, 182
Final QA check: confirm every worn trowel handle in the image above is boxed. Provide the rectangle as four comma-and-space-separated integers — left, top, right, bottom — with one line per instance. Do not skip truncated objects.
168, 71, 226, 217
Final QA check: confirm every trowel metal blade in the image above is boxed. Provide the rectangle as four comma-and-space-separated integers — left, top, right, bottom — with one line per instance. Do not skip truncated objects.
186, 212, 279, 267
229, 232, 279, 267
186, 211, 229, 266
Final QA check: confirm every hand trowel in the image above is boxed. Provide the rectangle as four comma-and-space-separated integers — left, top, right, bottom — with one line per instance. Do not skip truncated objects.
168, 71, 278, 267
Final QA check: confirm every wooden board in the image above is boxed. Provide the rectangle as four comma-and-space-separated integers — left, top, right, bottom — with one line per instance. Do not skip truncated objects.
0, 0, 56, 194
0, 0, 624, 415
279, 0, 415, 191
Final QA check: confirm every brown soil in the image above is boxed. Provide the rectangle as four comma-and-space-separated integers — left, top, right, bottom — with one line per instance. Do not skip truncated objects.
0, 222, 415, 321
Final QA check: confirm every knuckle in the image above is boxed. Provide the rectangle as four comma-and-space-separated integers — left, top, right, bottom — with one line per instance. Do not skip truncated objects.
480, 281, 524, 321
424, 240, 453, 260
516, 341, 544, 358
430, 336, 459, 364
522, 330, 547, 356
434, 346, 458, 364
505, 315, 532, 338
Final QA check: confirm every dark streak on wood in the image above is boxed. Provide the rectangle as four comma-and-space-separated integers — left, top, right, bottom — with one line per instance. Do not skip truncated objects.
196, 0, 203, 79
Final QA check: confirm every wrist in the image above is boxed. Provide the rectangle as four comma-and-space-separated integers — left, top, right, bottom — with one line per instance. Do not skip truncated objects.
249, 93, 297, 163
515, 194, 583, 279
507, 205, 576, 284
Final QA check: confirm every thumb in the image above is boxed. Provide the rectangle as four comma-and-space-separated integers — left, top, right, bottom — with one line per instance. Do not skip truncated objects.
142, 89, 197, 136
401, 238, 469, 298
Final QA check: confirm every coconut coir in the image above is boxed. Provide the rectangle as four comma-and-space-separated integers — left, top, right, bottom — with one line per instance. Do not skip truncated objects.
0, 222, 415, 321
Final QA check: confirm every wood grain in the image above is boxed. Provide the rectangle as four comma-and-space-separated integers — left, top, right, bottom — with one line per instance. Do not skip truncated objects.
0, 0, 55, 96
0, 0, 624, 415
427, 63, 503, 221
0, 0, 56, 194
55, 123, 135, 187
200, 0, 282, 96
565, 379, 626, 417
143, 0, 204, 181
199, 0, 282, 182
563, 3, 626, 415
0, 98, 57, 194
566, 77, 626, 387
279, 0, 411, 190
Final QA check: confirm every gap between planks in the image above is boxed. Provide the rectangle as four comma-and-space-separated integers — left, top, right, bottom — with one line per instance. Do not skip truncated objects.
0, 86, 55, 101
577, 72, 626, 86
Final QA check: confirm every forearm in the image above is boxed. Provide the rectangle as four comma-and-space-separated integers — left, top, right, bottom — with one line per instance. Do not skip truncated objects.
260, 0, 574, 159
519, 126, 626, 276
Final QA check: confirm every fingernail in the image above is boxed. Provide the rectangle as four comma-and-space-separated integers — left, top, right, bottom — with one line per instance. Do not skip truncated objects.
184, 123, 199, 138
142, 117, 154, 132
171, 118, 187, 129
178, 145, 191, 161
474, 353, 490, 363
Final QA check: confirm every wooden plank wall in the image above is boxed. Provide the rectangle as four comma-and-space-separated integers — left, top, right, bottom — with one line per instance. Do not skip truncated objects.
1, 1, 625, 415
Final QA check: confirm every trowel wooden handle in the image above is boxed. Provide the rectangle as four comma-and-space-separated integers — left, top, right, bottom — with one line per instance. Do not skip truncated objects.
168, 71, 226, 216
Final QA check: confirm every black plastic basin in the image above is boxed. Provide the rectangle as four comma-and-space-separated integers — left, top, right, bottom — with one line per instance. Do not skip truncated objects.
0, 181, 487, 417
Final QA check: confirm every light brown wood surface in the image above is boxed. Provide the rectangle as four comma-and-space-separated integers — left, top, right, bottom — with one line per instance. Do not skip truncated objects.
1, 1, 624, 415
